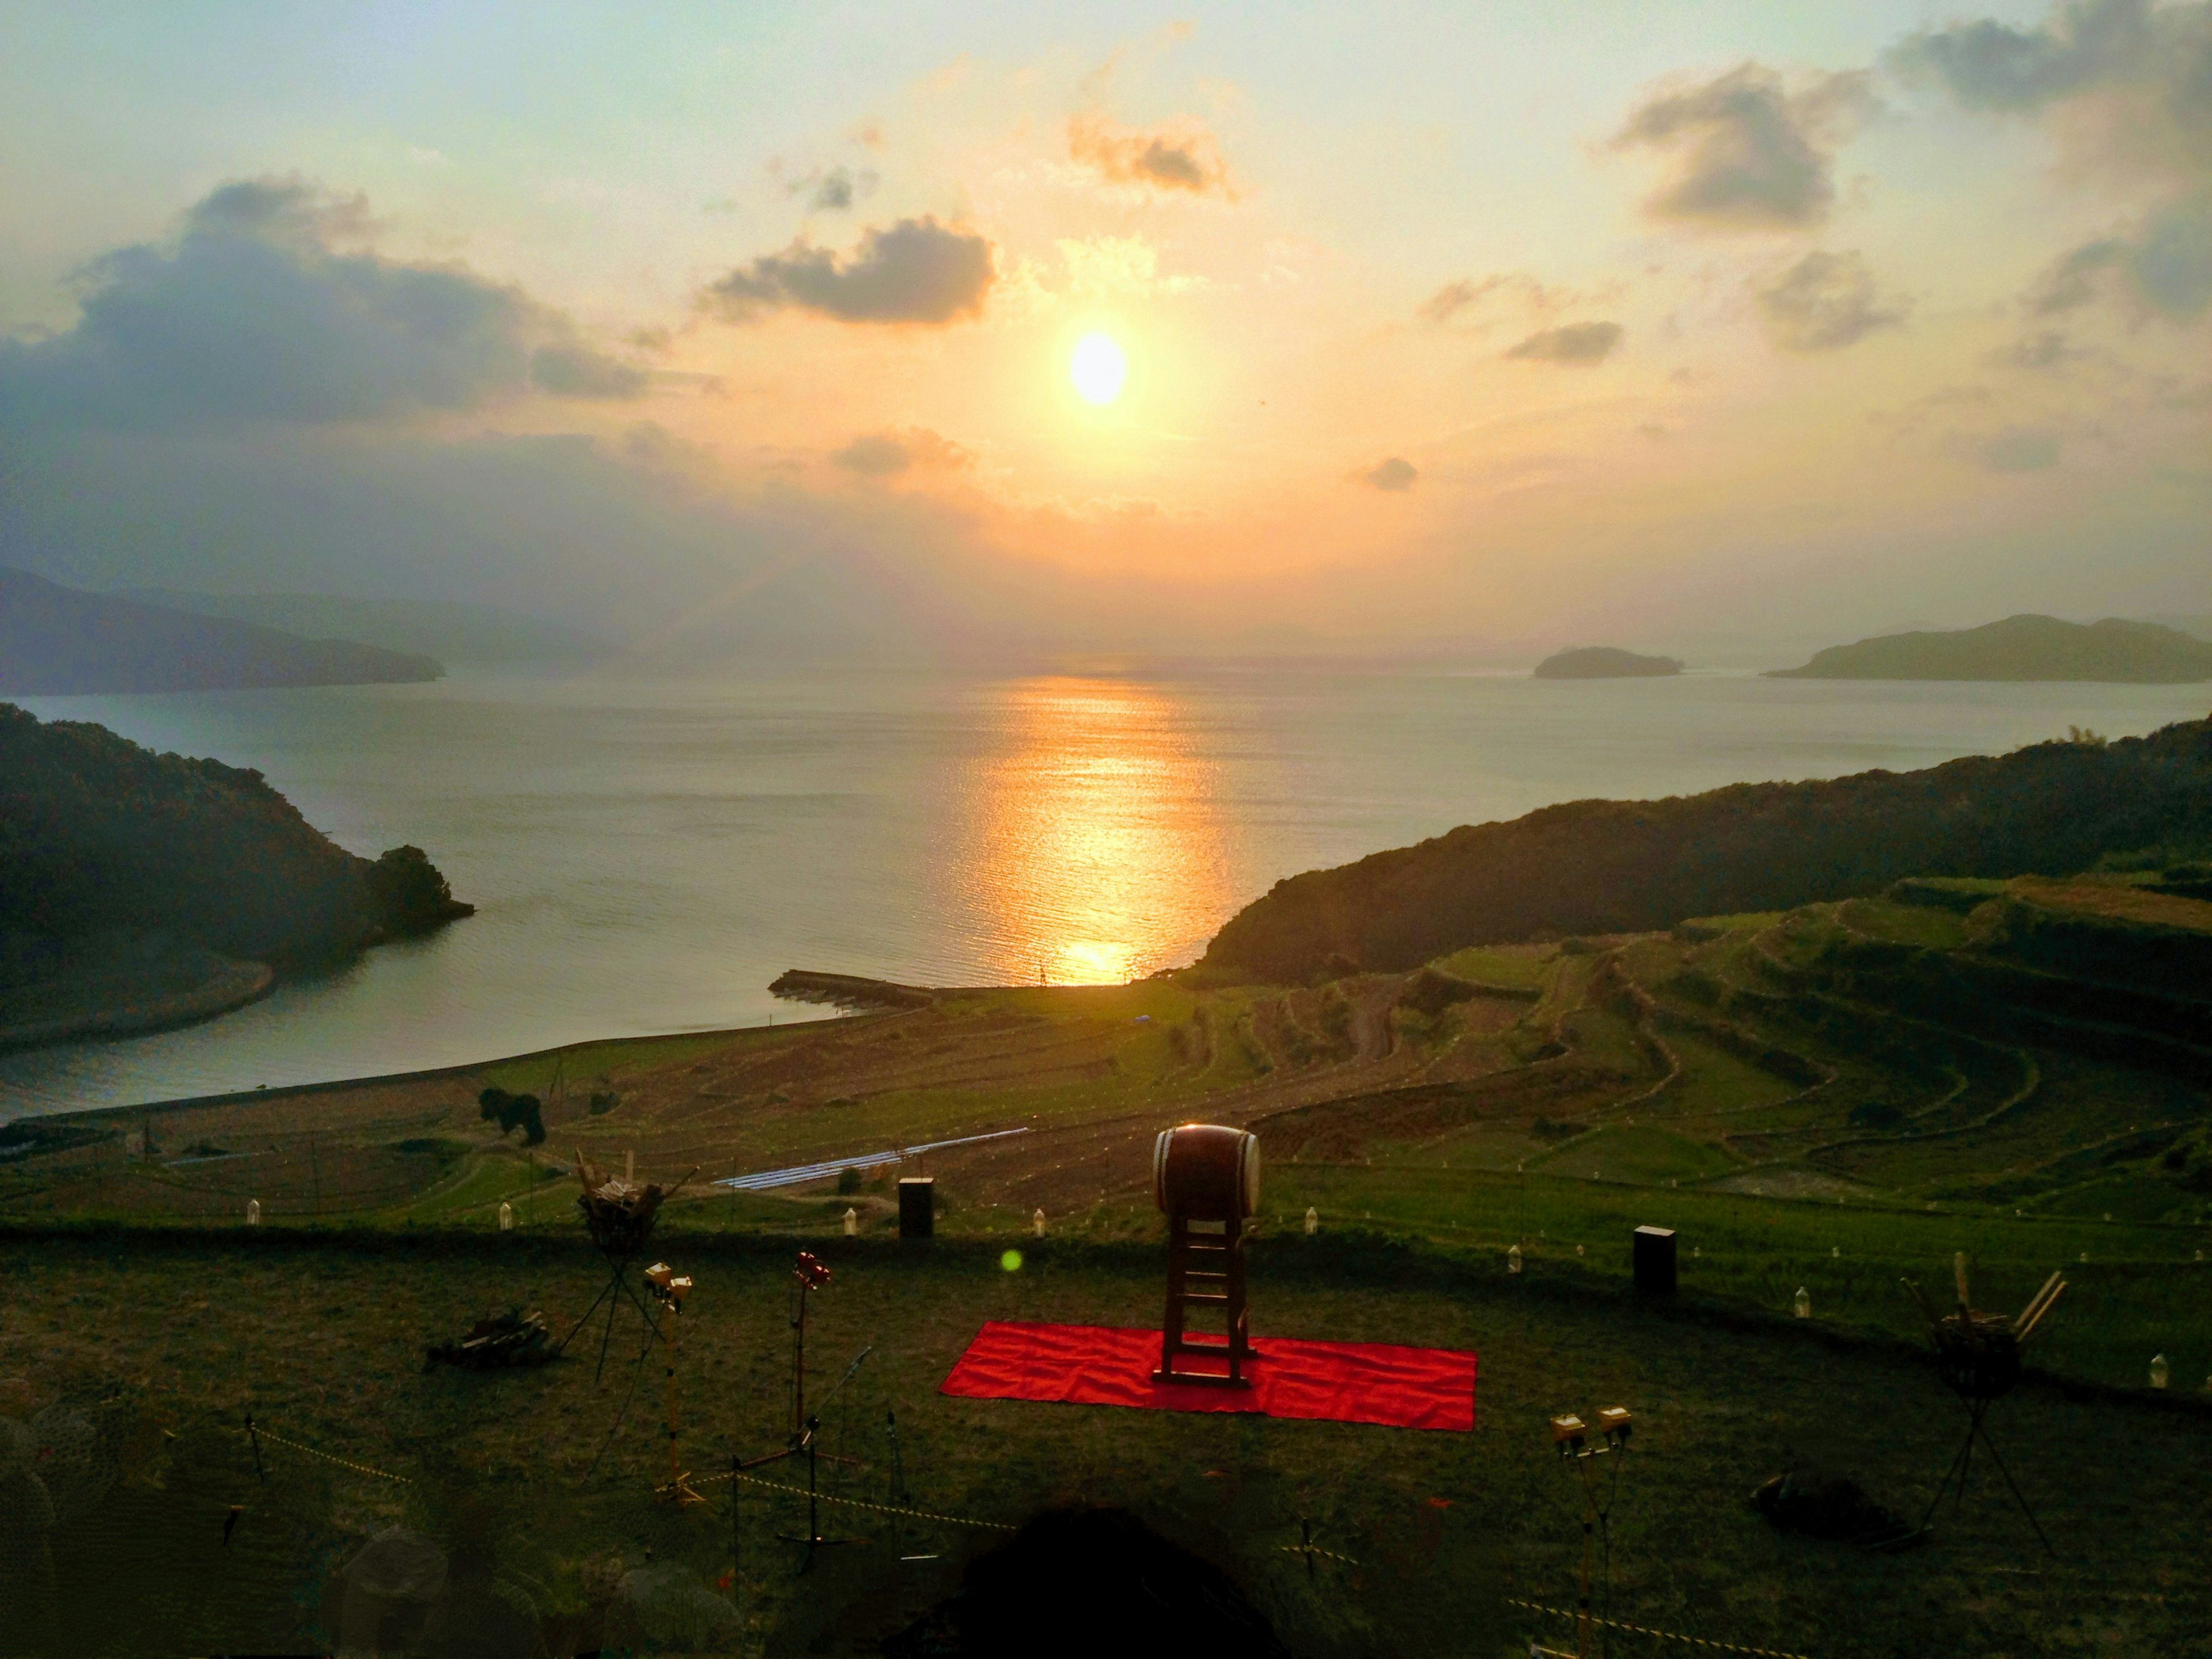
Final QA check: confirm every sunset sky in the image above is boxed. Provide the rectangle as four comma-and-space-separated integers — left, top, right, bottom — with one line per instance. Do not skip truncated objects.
3, 1, 2208, 658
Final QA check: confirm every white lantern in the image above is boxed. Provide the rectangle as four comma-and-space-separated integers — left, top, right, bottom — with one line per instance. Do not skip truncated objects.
1304, 1207, 1319, 1236
245, 1199, 261, 1226
499, 1202, 514, 1232
1508, 1245, 1522, 1274
1793, 1286, 1811, 1319
842, 1207, 858, 1237
1032, 1208, 1046, 1238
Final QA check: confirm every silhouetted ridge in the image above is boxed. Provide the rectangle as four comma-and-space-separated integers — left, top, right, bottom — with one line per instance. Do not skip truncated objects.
1199, 717, 2212, 980
0, 702, 470, 964
1768, 615, 2212, 683
0, 567, 442, 693
1533, 645, 1682, 679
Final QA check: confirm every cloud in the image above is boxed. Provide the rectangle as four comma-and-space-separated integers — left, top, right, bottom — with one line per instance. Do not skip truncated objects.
787, 165, 877, 213
528, 344, 651, 399
1977, 425, 2065, 471
1067, 112, 1235, 197
703, 216, 994, 324
2031, 192, 2212, 319
830, 426, 975, 477
1503, 321, 1624, 364
1354, 456, 1418, 491
1056, 234, 1206, 299
1891, 0, 2211, 176
1612, 63, 1876, 228
1752, 251, 1910, 350
1418, 272, 1576, 327
0, 177, 643, 431
1998, 328, 2080, 368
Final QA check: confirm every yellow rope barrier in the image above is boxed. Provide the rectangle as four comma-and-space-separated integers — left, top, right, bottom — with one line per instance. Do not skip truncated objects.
1508, 1599, 1812, 1659
1276, 1543, 1361, 1567
238, 1425, 414, 1486
695, 1467, 1018, 1532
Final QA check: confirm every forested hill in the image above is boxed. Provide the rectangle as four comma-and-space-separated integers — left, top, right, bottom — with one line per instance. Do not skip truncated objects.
1199, 717, 2212, 982
0, 703, 470, 964
0, 568, 442, 694
1768, 615, 2212, 683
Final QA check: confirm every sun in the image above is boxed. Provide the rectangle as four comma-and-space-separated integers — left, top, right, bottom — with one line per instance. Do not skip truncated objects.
1069, 332, 1127, 406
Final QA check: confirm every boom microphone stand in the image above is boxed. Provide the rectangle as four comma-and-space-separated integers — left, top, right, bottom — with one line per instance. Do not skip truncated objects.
736, 1253, 872, 1571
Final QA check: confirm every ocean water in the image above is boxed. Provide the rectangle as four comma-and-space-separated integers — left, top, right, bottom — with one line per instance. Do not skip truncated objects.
5, 664, 2206, 1114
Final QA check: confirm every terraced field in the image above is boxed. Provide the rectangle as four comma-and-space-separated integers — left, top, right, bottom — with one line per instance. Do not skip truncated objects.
5, 872, 2207, 1389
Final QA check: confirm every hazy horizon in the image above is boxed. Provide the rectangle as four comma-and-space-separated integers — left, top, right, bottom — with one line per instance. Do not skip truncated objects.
5, 1, 2209, 660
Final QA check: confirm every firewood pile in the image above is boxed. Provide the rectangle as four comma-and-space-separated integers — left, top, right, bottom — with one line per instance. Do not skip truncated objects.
425, 1307, 553, 1370
1904, 1254, 2064, 1402
573, 1150, 695, 1257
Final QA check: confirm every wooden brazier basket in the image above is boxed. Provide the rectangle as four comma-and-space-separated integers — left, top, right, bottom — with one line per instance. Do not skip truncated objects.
1152, 1124, 1262, 1387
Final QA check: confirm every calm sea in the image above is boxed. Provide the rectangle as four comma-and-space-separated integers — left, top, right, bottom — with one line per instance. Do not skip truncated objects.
5, 664, 2206, 1115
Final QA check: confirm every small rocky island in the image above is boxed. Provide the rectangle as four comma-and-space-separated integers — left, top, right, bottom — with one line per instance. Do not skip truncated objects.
1769, 615, 2212, 683
0, 703, 471, 1050
1533, 645, 1684, 679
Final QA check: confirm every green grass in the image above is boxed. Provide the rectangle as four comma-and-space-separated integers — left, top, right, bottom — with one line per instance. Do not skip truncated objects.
6, 1228, 2208, 1658
1431, 945, 1556, 992
1252, 1162, 2212, 1393
1524, 1123, 1743, 1185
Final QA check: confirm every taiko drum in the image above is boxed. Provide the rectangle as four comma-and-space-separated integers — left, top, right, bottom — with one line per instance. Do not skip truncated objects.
1152, 1123, 1261, 1221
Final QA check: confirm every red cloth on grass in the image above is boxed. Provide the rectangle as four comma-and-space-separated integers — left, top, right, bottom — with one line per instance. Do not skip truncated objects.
940, 1320, 1475, 1431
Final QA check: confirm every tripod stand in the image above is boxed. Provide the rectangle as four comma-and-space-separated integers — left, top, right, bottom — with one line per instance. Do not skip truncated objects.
555, 1246, 667, 1385
1920, 1391, 2052, 1554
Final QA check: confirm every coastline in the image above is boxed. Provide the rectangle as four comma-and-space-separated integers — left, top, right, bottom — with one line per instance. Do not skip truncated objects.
0, 955, 277, 1055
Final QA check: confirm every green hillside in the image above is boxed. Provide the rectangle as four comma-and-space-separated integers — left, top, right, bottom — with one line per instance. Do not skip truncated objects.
1769, 615, 2212, 682
1200, 717, 2212, 982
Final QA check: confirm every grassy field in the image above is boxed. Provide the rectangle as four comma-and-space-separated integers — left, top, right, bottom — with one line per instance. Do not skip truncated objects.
3, 1227, 2209, 1658
5, 868, 2209, 1650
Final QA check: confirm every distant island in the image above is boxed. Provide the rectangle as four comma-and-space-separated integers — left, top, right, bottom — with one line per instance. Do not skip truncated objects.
1533, 646, 1683, 679
0, 703, 471, 1049
1768, 615, 2212, 683
119, 588, 610, 664
0, 568, 443, 695
1198, 714, 2212, 980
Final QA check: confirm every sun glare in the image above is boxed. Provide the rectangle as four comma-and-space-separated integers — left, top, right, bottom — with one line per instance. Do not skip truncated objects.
1069, 333, 1127, 406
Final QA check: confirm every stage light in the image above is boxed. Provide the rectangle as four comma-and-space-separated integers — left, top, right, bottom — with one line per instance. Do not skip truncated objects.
645, 1261, 673, 1291
1550, 1405, 1634, 1655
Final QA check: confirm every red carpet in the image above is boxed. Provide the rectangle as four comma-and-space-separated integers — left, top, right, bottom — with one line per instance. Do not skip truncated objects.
940, 1321, 1475, 1431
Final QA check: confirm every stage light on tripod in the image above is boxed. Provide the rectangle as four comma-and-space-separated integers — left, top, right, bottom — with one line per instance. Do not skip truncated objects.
645, 1261, 673, 1291
1596, 1407, 1633, 1447
1550, 1414, 1586, 1453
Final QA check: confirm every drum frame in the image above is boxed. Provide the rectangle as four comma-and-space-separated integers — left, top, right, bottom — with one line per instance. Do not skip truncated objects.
1151, 1126, 1259, 1388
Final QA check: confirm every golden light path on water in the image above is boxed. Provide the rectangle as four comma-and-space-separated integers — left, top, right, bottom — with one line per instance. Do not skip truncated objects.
955, 676, 1234, 985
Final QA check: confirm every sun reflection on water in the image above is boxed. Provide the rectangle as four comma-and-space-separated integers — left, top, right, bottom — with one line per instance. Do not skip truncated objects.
957, 677, 1233, 985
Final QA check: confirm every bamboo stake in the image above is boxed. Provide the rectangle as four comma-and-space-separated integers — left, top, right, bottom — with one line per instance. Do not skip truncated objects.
2014, 1271, 2064, 1332
1902, 1277, 1944, 1328
2014, 1281, 2065, 1344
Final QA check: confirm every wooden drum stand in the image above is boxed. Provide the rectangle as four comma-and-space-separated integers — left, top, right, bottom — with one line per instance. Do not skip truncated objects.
1151, 1124, 1262, 1388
